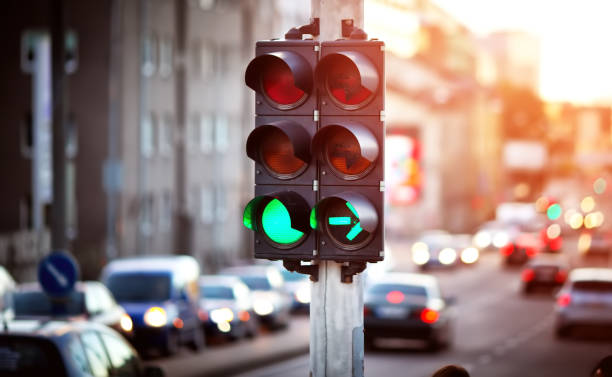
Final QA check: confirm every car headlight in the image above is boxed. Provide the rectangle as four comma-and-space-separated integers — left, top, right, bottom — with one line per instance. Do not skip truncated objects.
474, 231, 491, 248
119, 313, 133, 332
210, 307, 235, 324
253, 299, 274, 316
438, 248, 457, 265
460, 247, 479, 264
143, 307, 167, 327
295, 285, 311, 304
493, 232, 509, 248
411, 242, 430, 265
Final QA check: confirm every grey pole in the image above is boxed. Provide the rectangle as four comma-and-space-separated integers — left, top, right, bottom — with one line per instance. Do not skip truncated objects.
310, 2, 365, 376
50, 0, 68, 251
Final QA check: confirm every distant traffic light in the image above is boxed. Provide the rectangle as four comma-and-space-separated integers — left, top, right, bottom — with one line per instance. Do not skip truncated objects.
311, 39, 385, 262
243, 40, 318, 261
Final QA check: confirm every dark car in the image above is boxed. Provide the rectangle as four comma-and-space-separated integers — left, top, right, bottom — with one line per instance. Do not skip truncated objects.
219, 265, 291, 330
278, 267, 311, 313
102, 255, 204, 356
7, 281, 133, 338
364, 272, 456, 351
500, 232, 542, 266
411, 230, 459, 270
199, 275, 259, 341
520, 255, 570, 294
0, 319, 163, 376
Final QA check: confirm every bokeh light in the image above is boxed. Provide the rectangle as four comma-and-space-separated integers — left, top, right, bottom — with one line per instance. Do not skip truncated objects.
578, 233, 592, 254
547, 204, 562, 220
546, 224, 561, 239
535, 196, 550, 212
594, 177, 607, 194
580, 196, 595, 213
569, 213, 584, 230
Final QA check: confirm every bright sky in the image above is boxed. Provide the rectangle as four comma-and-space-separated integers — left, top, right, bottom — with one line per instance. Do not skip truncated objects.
431, 0, 612, 104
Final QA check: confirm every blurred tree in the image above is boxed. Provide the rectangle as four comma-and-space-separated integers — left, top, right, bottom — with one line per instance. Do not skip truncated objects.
498, 82, 546, 140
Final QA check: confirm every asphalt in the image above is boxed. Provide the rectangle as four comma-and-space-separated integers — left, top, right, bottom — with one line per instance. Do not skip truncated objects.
152, 316, 310, 377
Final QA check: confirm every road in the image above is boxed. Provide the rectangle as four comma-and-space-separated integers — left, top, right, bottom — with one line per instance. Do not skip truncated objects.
157, 236, 612, 377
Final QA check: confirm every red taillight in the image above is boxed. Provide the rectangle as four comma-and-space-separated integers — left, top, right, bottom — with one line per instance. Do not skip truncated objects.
420, 308, 439, 324
262, 61, 305, 105
239, 311, 251, 322
173, 318, 184, 329
500, 244, 514, 256
525, 247, 537, 258
557, 293, 571, 307
555, 270, 568, 283
521, 268, 535, 282
386, 290, 404, 304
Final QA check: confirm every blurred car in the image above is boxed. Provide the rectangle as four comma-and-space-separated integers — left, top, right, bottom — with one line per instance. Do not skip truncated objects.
198, 274, 259, 341
219, 264, 291, 330
7, 281, 133, 338
0, 319, 164, 377
0, 265, 15, 311
520, 255, 569, 294
102, 255, 204, 355
363, 272, 456, 351
278, 267, 311, 313
500, 232, 542, 266
554, 268, 612, 338
473, 220, 519, 252
579, 229, 612, 256
450, 234, 480, 265
411, 230, 458, 270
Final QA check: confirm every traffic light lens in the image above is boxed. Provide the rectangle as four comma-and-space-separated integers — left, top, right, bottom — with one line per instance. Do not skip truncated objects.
261, 199, 305, 245
260, 128, 306, 178
325, 128, 372, 178
262, 60, 306, 106
326, 58, 372, 107
324, 199, 371, 249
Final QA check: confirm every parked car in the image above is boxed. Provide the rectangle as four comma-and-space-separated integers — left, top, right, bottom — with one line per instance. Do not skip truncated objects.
554, 268, 612, 338
520, 255, 570, 294
7, 281, 133, 338
363, 272, 456, 351
199, 274, 259, 341
500, 232, 542, 266
411, 230, 458, 270
219, 264, 291, 330
101, 255, 204, 355
580, 229, 612, 256
0, 319, 164, 376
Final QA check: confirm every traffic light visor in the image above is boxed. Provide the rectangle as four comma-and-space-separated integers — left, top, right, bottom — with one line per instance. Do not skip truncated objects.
312, 123, 379, 180
246, 121, 311, 180
243, 192, 311, 249
316, 51, 379, 110
311, 192, 378, 250
245, 51, 313, 110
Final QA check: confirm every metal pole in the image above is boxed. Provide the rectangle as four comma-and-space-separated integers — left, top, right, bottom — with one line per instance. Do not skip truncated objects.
310, 2, 365, 376
50, 0, 68, 251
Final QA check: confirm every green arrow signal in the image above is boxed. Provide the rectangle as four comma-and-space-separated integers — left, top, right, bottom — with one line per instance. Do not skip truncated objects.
327, 202, 364, 241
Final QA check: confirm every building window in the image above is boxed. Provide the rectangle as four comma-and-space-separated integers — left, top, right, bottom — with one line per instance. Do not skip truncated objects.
141, 113, 156, 157
215, 185, 227, 222
142, 33, 157, 77
160, 192, 172, 231
140, 195, 154, 236
214, 114, 229, 152
201, 114, 214, 153
188, 114, 201, 153
192, 40, 214, 78
159, 36, 173, 78
197, 0, 215, 11
200, 187, 214, 224
159, 113, 173, 156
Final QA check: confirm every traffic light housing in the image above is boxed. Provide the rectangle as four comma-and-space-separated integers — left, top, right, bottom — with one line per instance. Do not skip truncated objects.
243, 36, 385, 265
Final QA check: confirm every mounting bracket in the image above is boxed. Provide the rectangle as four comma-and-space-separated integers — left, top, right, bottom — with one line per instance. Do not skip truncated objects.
283, 260, 319, 282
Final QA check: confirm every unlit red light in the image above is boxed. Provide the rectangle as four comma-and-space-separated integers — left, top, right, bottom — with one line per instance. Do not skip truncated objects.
262, 61, 305, 105
261, 129, 305, 176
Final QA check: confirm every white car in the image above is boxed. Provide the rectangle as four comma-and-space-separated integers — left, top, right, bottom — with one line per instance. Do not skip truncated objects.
554, 268, 612, 338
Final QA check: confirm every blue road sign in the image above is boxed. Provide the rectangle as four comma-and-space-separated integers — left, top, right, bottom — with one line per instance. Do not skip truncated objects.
37, 252, 79, 298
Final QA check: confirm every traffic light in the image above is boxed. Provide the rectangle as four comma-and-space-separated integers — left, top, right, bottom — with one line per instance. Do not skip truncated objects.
243, 40, 318, 261
311, 39, 385, 262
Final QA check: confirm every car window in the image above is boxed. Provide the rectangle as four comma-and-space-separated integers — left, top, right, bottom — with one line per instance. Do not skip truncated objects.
81, 331, 111, 377
572, 281, 612, 292
100, 332, 140, 376
86, 286, 102, 315
239, 276, 271, 290
367, 283, 428, 298
106, 273, 171, 302
0, 336, 66, 376
68, 336, 91, 375
96, 285, 116, 312
202, 285, 235, 299
12, 290, 85, 316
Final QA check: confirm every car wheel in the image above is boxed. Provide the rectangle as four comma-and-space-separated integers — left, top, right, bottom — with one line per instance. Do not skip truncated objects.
163, 330, 180, 356
188, 327, 205, 352
555, 325, 571, 339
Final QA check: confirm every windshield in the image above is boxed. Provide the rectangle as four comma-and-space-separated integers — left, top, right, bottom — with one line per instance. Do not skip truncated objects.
12, 290, 85, 316
238, 276, 271, 291
0, 337, 65, 376
201, 285, 234, 299
280, 269, 307, 282
106, 273, 171, 302
573, 281, 612, 292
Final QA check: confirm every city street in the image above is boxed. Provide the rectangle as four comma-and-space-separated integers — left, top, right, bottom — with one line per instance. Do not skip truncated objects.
150, 237, 612, 377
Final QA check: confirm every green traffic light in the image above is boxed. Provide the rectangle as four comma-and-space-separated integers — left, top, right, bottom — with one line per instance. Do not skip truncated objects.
547, 203, 562, 220
329, 216, 351, 225
261, 199, 304, 244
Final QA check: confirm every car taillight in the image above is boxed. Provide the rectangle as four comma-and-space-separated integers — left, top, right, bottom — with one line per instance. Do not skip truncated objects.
521, 269, 535, 282
525, 247, 537, 258
557, 293, 571, 307
386, 290, 404, 304
500, 244, 514, 256
555, 270, 568, 283
420, 308, 439, 324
